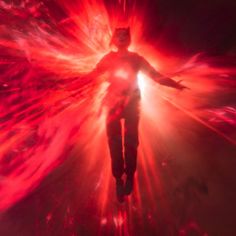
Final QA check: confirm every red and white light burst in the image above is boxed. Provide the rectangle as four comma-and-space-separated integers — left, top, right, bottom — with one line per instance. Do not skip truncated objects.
0, 0, 236, 217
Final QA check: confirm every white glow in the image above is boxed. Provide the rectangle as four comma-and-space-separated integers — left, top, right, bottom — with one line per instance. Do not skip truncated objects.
137, 72, 147, 92
114, 69, 129, 80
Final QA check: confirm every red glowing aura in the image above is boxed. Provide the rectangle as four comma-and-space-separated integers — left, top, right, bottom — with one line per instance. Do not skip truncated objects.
0, 0, 142, 212
0, 0, 236, 217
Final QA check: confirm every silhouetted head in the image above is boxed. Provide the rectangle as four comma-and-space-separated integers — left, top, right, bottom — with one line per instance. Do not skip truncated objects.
110, 27, 131, 49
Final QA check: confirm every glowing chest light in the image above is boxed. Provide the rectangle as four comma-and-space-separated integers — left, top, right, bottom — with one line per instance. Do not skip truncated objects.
114, 68, 129, 80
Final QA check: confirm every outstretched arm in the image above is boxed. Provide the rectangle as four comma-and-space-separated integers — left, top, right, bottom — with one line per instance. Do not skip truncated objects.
83, 53, 110, 81
156, 76, 187, 90
64, 53, 110, 93
140, 56, 187, 90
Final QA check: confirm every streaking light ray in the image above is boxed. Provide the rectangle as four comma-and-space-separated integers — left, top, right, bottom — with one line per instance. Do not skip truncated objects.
0, 1, 235, 236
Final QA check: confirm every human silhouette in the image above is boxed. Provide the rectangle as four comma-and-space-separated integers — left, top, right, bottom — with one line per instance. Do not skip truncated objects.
88, 27, 186, 202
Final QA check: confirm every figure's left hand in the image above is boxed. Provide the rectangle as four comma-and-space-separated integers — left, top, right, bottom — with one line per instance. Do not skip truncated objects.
176, 80, 190, 90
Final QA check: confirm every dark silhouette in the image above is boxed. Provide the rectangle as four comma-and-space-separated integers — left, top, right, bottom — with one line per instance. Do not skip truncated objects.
89, 27, 186, 202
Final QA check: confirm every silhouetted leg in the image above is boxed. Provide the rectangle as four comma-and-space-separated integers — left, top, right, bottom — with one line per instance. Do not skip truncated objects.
123, 97, 140, 195
123, 94, 140, 176
124, 111, 139, 177
106, 116, 124, 179
106, 114, 125, 202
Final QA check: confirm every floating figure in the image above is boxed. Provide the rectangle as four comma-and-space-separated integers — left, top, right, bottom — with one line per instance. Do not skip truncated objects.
88, 27, 187, 202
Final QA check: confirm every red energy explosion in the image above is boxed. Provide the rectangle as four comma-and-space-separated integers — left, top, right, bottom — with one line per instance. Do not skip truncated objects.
0, 0, 236, 235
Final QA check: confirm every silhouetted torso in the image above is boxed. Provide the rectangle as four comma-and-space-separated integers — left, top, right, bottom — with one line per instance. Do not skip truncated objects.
97, 50, 151, 111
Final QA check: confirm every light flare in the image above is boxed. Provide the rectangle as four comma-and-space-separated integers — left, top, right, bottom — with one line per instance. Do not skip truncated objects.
0, 1, 235, 236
